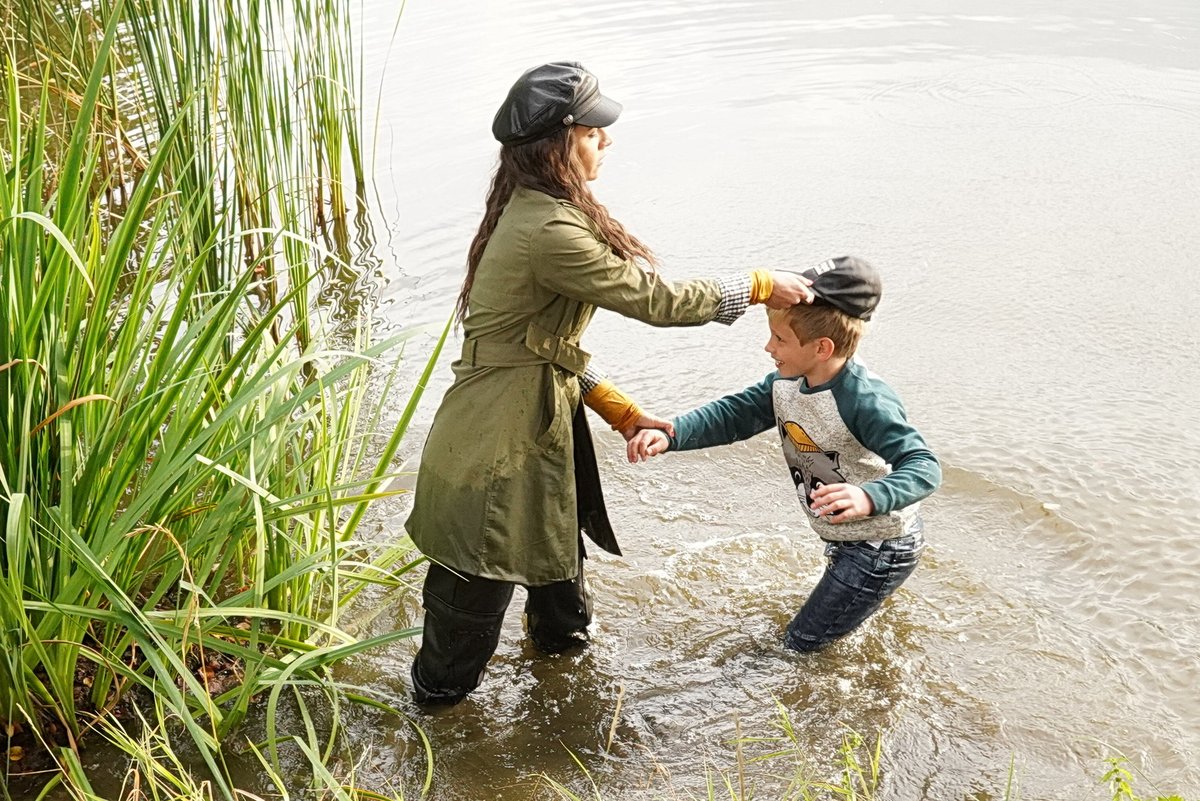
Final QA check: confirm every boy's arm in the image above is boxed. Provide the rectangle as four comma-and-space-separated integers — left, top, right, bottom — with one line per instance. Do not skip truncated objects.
669, 373, 779, 452
846, 382, 942, 515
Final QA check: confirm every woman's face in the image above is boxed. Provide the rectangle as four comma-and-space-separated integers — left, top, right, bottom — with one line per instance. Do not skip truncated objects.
571, 125, 612, 181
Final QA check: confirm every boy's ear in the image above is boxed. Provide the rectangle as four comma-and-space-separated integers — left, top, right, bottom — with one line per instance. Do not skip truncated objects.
816, 337, 837, 360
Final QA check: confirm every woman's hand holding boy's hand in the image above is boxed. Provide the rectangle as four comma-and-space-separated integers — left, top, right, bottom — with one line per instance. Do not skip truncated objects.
764, 271, 815, 309
618, 412, 674, 442
626, 429, 670, 463
810, 483, 874, 523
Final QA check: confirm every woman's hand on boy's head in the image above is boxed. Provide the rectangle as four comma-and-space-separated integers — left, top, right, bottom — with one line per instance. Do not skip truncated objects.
626, 429, 670, 463
809, 483, 874, 523
765, 271, 815, 309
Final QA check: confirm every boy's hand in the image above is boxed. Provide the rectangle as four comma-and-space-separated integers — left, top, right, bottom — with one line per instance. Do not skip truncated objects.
810, 483, 874, 523
626, 429, 670, 463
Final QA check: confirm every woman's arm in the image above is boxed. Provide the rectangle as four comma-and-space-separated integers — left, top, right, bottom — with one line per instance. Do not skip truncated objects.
579, 366, 672, 436
531, 212, 809, 327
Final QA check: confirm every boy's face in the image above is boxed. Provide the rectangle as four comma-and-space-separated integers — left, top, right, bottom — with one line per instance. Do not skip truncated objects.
765, 315, 824, 379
